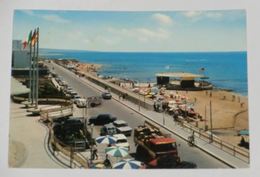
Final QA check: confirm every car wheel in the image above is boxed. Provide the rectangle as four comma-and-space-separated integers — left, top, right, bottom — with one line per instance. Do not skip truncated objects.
90, 103, 96, 107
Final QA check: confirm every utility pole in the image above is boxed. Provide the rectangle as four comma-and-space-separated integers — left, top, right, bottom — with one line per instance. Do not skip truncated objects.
163, 110, 165, 126
204, 104, 208, 131
209, 100, 213, 143
138, 93, 141, 111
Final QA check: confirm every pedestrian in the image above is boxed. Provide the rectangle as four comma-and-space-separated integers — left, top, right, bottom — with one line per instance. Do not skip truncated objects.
209, 91, 212, 97
153, 101, 157, 111
92, 144, 98, 160
104, 154, 111, 168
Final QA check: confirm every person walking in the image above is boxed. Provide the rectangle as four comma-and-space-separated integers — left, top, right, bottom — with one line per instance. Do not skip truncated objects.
92, 144, 98, 160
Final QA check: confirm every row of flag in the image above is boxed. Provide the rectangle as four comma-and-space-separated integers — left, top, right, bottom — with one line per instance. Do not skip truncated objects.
22, 28, 39, 49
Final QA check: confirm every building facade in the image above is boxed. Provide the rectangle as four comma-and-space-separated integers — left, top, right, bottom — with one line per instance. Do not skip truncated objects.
12, 40, 30, 68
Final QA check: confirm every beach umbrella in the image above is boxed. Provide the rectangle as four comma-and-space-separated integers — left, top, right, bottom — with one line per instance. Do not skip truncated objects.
113, 159, 142, 169
95, 135, 117, 145
105, 146, 128, 157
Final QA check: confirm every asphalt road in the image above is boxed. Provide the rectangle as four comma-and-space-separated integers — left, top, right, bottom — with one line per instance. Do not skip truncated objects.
47, 61, 229, 168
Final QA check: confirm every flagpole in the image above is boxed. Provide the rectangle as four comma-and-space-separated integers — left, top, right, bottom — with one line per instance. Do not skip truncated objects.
35, 27, 39, 109
32, 29, 36, 106
29, 36, 32, 103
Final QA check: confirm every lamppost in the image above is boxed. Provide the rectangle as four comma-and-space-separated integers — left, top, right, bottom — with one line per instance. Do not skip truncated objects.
90, 124, 94, 164
163, 110, 165, 126
138, 93, 141, 111
209, 100, 213, 143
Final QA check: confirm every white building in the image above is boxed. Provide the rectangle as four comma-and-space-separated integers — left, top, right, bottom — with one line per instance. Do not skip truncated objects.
12, 40, 30, 68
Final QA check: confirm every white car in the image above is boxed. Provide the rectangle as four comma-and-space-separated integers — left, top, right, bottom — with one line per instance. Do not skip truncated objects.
113, 134, 130, 150
75, 98, 87, 108
113, 120, 132, 136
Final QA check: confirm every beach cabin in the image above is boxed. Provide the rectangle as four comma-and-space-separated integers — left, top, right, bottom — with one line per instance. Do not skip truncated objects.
156, 72, 211, 90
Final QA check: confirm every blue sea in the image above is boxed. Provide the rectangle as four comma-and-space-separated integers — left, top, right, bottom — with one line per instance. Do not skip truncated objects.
40, 49, 248, 95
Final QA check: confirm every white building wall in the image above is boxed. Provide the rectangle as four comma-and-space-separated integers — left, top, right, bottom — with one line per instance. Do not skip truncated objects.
12, 51, 30, 68
12, 40, 30, 68
12, 40, 22, 51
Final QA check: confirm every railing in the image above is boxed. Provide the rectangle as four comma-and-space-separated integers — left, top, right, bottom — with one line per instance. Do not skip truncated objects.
181, 122, 250, 163
48, 125, 88, 168
40, 105, 73, 121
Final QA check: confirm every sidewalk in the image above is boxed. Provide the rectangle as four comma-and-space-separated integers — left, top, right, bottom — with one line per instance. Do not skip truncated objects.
77, 71, 249, 168
9, 102, 64, 168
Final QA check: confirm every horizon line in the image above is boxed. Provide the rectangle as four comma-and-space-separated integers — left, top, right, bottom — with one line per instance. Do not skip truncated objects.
39, 47, 247, 53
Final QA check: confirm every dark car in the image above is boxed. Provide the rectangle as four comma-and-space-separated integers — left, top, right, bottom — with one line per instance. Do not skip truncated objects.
52, 118, 89, 151
101, 91, 112, 99
88, 114, 117, 125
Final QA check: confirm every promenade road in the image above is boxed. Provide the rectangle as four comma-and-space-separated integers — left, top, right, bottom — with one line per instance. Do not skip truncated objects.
47, 61, 230, 168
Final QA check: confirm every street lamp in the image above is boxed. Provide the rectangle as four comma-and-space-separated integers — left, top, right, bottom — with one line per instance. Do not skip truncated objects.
163, 110, 165, 126
90, 124, 94, 163
138, 93, 141, 111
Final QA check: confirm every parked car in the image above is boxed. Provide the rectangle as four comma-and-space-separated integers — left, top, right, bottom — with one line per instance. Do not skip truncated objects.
113, 134, 130, 150
72, 95, 81, 103
52, 118, 89, 151
100, 123, 117, 136
75, 98, 87, 108
101, 91, 112, 99
70, 91, 78, 96
113, 120, 132, 136
88, 114, 117, 125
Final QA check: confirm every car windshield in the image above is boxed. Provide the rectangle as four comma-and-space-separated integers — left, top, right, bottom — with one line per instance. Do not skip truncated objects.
116, 123, 127, 127
150, 143, 176, 152
117, 139, 127, 143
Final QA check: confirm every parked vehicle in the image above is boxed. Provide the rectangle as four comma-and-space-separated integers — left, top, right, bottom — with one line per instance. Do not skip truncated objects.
113, 120, 132, 136
75, 98, 87, 108
70, 91, 78, 96
101, 91, 112, 99
52, 117, 89, 151
72, 95, 81, 103
100, 123, 117, 136
88, 114, 117, 125
113, 134, 130, 150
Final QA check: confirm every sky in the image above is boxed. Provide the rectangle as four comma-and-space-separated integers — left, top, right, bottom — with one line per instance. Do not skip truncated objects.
13, 10, 247, 52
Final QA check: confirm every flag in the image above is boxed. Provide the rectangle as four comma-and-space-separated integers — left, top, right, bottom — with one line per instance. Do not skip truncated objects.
31, 29, 37, 46
22, 41, 27, 49
27, 30, 32, 45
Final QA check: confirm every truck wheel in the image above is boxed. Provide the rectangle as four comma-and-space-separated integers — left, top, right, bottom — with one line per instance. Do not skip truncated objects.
90, 103, 96, 107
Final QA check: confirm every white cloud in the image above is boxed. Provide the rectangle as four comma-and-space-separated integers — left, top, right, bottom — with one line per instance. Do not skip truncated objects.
109, 27, 171, 42
152, 13, 173, 25
21, 10, 35, 16
183, 11, 202, 18
205, 12, 223, 19
41, 14, 70, 24
183, 11, 223, 21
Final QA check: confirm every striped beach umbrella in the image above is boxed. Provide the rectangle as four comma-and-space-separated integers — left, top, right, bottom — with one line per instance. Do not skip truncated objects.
105, 146, 128, 157
95, 135, 117, 145
113, 159, 142, 169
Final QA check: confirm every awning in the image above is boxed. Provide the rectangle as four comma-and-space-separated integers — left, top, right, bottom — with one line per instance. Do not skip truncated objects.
11, 77, 30, 96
